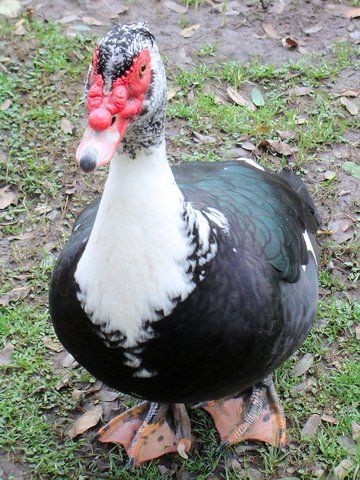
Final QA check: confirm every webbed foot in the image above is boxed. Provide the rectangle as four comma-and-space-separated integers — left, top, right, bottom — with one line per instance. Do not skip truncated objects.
95, 401, 191, 467
202, 376, 286, 449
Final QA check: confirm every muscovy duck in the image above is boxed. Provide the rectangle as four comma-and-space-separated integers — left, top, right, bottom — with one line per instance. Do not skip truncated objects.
50, 23, 320, 467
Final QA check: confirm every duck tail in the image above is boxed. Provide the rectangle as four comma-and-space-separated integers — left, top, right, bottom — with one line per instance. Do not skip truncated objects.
279, 167, 322, 229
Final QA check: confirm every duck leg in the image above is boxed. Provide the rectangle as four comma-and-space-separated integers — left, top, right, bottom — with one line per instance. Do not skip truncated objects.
201, 376, 286, 449
95, 402, 191, 467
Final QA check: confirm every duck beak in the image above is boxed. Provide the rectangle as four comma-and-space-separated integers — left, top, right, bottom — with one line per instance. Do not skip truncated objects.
76, 116, 130, 172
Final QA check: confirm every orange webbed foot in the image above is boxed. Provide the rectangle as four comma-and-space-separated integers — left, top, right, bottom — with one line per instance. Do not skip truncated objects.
95, 401, 191, 468
202, 376, 286, 450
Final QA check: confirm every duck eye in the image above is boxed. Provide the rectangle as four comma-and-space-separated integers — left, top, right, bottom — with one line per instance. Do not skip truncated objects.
139, 64, 147, 79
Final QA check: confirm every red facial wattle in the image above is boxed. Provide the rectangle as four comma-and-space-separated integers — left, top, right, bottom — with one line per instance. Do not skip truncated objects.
76, 49, 151, 171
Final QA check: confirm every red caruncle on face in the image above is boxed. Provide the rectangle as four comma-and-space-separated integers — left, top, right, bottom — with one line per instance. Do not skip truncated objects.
86, 49, 152, 132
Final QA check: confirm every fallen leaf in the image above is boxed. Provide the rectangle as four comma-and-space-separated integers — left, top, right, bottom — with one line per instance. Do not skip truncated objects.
269, 0, 286, 15
240, 141, 257, 151
262, 22, 281, 40
0, 150, 7, 163
286, 86, 313, 96
61, 118, 75, 134
180, 24, 200, 38
55, 372, 71, 390
276, 129, 296, 140
164, 1, 187, 14
339, 97, 358, 116
297, 46, 308, 55
167, 85, 181, 101
342, 162, 360, 180
227, 86, 255, 111
338, 435, 357, 456
303, 23, 323, 35
251, 87, 265, 107
0, 343, 14, 366
296, 116, 307, 124
58, 14, 79, 24
247, 467, 264, 480
321, 414, 338, 425
259, 139, 295, 156
98, 390, 120, 402
336, 89, 360, 98
193, 132, 216, 144
82, 16, 103, 26
282, 36, 298, 49
333, 459, 353, 480
351, 422, 360, 441
62, 352, 77, 368
109, 6, 129, 18
329, 217, 355, 244
67, 405, 103, 439
0, 286, 29, 306
324, 170, 336, 181
301, 414, 321, 439
0, 186, 17, 209
14, 22, 26, 35
291, 353, 314, 376
0, 0, 21, 18
0, 99, 11, 110
43, 336, 63, 352
71, 389, 86, 401
326, 4, 360, 19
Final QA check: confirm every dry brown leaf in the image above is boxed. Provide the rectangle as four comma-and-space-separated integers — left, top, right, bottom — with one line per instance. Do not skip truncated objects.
339, 97, 358, 116
262, 22, 281, 40
0, 343, 14, 366
0, 286, 29, 306
276, 129, 296, 140
109, 6, 129, 18
82, 16, 103, 26
336, 89, 360, 98
334, 460, 353, 480
68, 405, 103, 439
301, 414, 321, 439
324, 170, 336, 181
303, 23, 323, 35
55, 372, 71, 391
180, 24, 200, 38
43, 336, 63, 352
269, 0, 286, 15
0, 186, 17, 209
14, 23, 27, 35
60, 118, 75, 134
1, 99, 12, 110
296, 116, 307, 125
259, 139, 295, 156
326, 4, 360, 19
193, 132, 216, 144
62, 352, 77, 368
226, 86, 255, 111
164, 1, 187, 14
297, 46, 308, 55
291, 353, 314, 376
98, 390, 120, 402
167, 85, 181, 101
329, 217, 355, 244
240, 141, 257, 151
282, 36, 298, 48
71, 389, 86, 401
286, 86, 313, 96
351, 422, 360, 441
321, 414, 338, 425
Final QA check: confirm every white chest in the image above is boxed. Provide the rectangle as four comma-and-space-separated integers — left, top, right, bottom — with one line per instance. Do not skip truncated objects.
75, 144, 213, 350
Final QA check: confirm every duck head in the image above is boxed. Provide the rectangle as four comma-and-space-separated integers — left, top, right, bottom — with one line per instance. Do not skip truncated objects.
76, 23, 166, 172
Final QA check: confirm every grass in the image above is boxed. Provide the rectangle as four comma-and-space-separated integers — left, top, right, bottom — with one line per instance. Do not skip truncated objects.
0, 17, 359, 480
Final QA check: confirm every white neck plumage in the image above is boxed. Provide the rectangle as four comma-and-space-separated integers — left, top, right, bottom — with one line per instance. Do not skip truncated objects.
74, 140, 217, 353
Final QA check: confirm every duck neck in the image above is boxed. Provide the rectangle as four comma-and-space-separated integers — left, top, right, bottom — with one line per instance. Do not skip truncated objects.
75, 139, 216, 348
